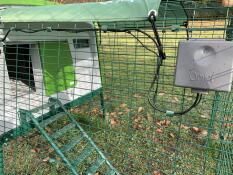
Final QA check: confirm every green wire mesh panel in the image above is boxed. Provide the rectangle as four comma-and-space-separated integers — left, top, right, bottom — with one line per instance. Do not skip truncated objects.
215, 92, 233, 175
0, 0, 232, 175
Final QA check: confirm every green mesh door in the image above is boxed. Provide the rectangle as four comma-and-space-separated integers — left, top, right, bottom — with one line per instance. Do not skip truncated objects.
39, 41, 76, 96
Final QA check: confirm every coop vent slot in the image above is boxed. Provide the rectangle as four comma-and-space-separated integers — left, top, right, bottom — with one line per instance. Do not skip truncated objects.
73, 39, 89, 49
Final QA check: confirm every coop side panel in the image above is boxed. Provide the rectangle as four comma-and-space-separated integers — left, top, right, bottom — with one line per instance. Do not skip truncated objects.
0, 22, 102, 135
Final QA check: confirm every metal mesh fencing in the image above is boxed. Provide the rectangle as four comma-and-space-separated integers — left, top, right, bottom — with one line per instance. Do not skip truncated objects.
0, 1, 232, 175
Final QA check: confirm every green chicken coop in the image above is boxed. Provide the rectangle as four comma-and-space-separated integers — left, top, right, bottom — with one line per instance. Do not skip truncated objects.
0, 0, 232, 174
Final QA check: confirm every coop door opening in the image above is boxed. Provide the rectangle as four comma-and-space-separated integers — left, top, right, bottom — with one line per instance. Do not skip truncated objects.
39, 41, 76, 96
4, 44, 36, 93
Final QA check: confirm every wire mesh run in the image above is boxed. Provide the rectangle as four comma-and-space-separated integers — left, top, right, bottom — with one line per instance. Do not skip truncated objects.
0, 1, 232, 175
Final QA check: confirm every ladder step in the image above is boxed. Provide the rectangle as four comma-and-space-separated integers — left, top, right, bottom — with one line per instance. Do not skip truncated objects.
61, 136, 84, 153
40, 112, 66, 127
51, 123, 76, 140
85, 157, 105, 175
31, 102, 55, 113
105, 169, 117, 175
72, 145, 94, 166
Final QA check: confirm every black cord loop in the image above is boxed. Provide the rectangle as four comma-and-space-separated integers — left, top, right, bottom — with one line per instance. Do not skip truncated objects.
148, 11, 166, 60
147, 12, 202, 116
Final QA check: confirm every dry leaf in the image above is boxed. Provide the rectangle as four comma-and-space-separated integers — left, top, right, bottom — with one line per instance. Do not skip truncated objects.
156, 128, 163, 134
200, 115, 210, 119
110, 112, 117, 118
43, 157, 50, 162
136, 116, 142, 121
95, 172, 101, 175
156, 121, 161, 126
158, 92, 165, 96
30, 148, 40, 153
71, 108, 80, 114
169, 133, 175, 138
191, 127, 201, 133
153, 137, 160, 143
211, 133, 219, 140
120, 103, 127, 108
133, 124, 143, 130
173, 97, 179, 102
181, 124, 189, 130
45, 127, 52, 133
224, 123, 233, 128
91, 108, 99, 114
153, 171, 163, 175
146, 127, 150, 130
138, 107, 144, 113
133, 94, 142, 98
17, 136, 24, 142
48, 148, 54, 153
157, 120, 171, 126
110, 118, 119, 127
199, 130, 208, 138
133, 124, 138, 129
147, 113, 153, 122
125, 108, 131, 113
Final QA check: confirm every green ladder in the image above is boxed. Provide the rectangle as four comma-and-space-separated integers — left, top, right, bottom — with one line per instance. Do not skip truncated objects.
20, 97, 119, 175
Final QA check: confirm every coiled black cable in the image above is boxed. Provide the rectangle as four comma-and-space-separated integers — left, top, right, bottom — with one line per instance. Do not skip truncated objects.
147, 11, 202, 116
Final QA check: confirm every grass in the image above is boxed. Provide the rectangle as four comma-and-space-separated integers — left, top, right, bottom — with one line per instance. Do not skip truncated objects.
0, 0, 58, 5
2, 21, 233, 175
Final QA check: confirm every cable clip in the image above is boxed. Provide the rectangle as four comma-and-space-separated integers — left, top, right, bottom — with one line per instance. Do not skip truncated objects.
46, 27, 52, 32
166, 110, 174, 117
148, 10, 157, 23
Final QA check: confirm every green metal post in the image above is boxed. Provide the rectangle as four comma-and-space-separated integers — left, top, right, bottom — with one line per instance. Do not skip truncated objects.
100, 89, 106, 118
95, 27, 106, 118
226, 17, 233, 41
19, 109, 31, 134
49, 98, 57, 115
0, 140, 4, 175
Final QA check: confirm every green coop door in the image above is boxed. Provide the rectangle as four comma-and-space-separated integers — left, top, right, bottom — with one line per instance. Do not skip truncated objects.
39, 41, 76, 96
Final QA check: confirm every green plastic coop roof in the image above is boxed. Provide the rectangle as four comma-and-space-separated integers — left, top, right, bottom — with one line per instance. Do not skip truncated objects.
0, 0, 56, 6
0, 0, 162, 23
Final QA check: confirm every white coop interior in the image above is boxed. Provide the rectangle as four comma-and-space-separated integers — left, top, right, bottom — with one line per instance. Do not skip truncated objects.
0, 27, 101, 134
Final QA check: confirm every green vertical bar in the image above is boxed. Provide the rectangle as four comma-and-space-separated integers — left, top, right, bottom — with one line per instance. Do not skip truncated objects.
226, 18, 233, 41
95, 27, 106, 118
99, 90, 106, 118
0, 141, 4, 175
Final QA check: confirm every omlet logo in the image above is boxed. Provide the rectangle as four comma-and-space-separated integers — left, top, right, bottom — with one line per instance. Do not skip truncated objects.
189, 70, 214, 82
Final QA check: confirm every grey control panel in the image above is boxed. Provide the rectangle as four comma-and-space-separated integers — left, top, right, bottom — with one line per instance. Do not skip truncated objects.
175, 39, 233, 92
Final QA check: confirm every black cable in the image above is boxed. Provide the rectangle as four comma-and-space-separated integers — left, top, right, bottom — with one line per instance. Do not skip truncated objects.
15, 28, 47, 33
147, 11, 202, 116
9, 24, 202, 116
148, 11, 166, 60
11, 27, 159, 55
1, 28, 12, 42
184, 21, 190, 40
148, 92, 202, 115
126, 31, 158, 56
